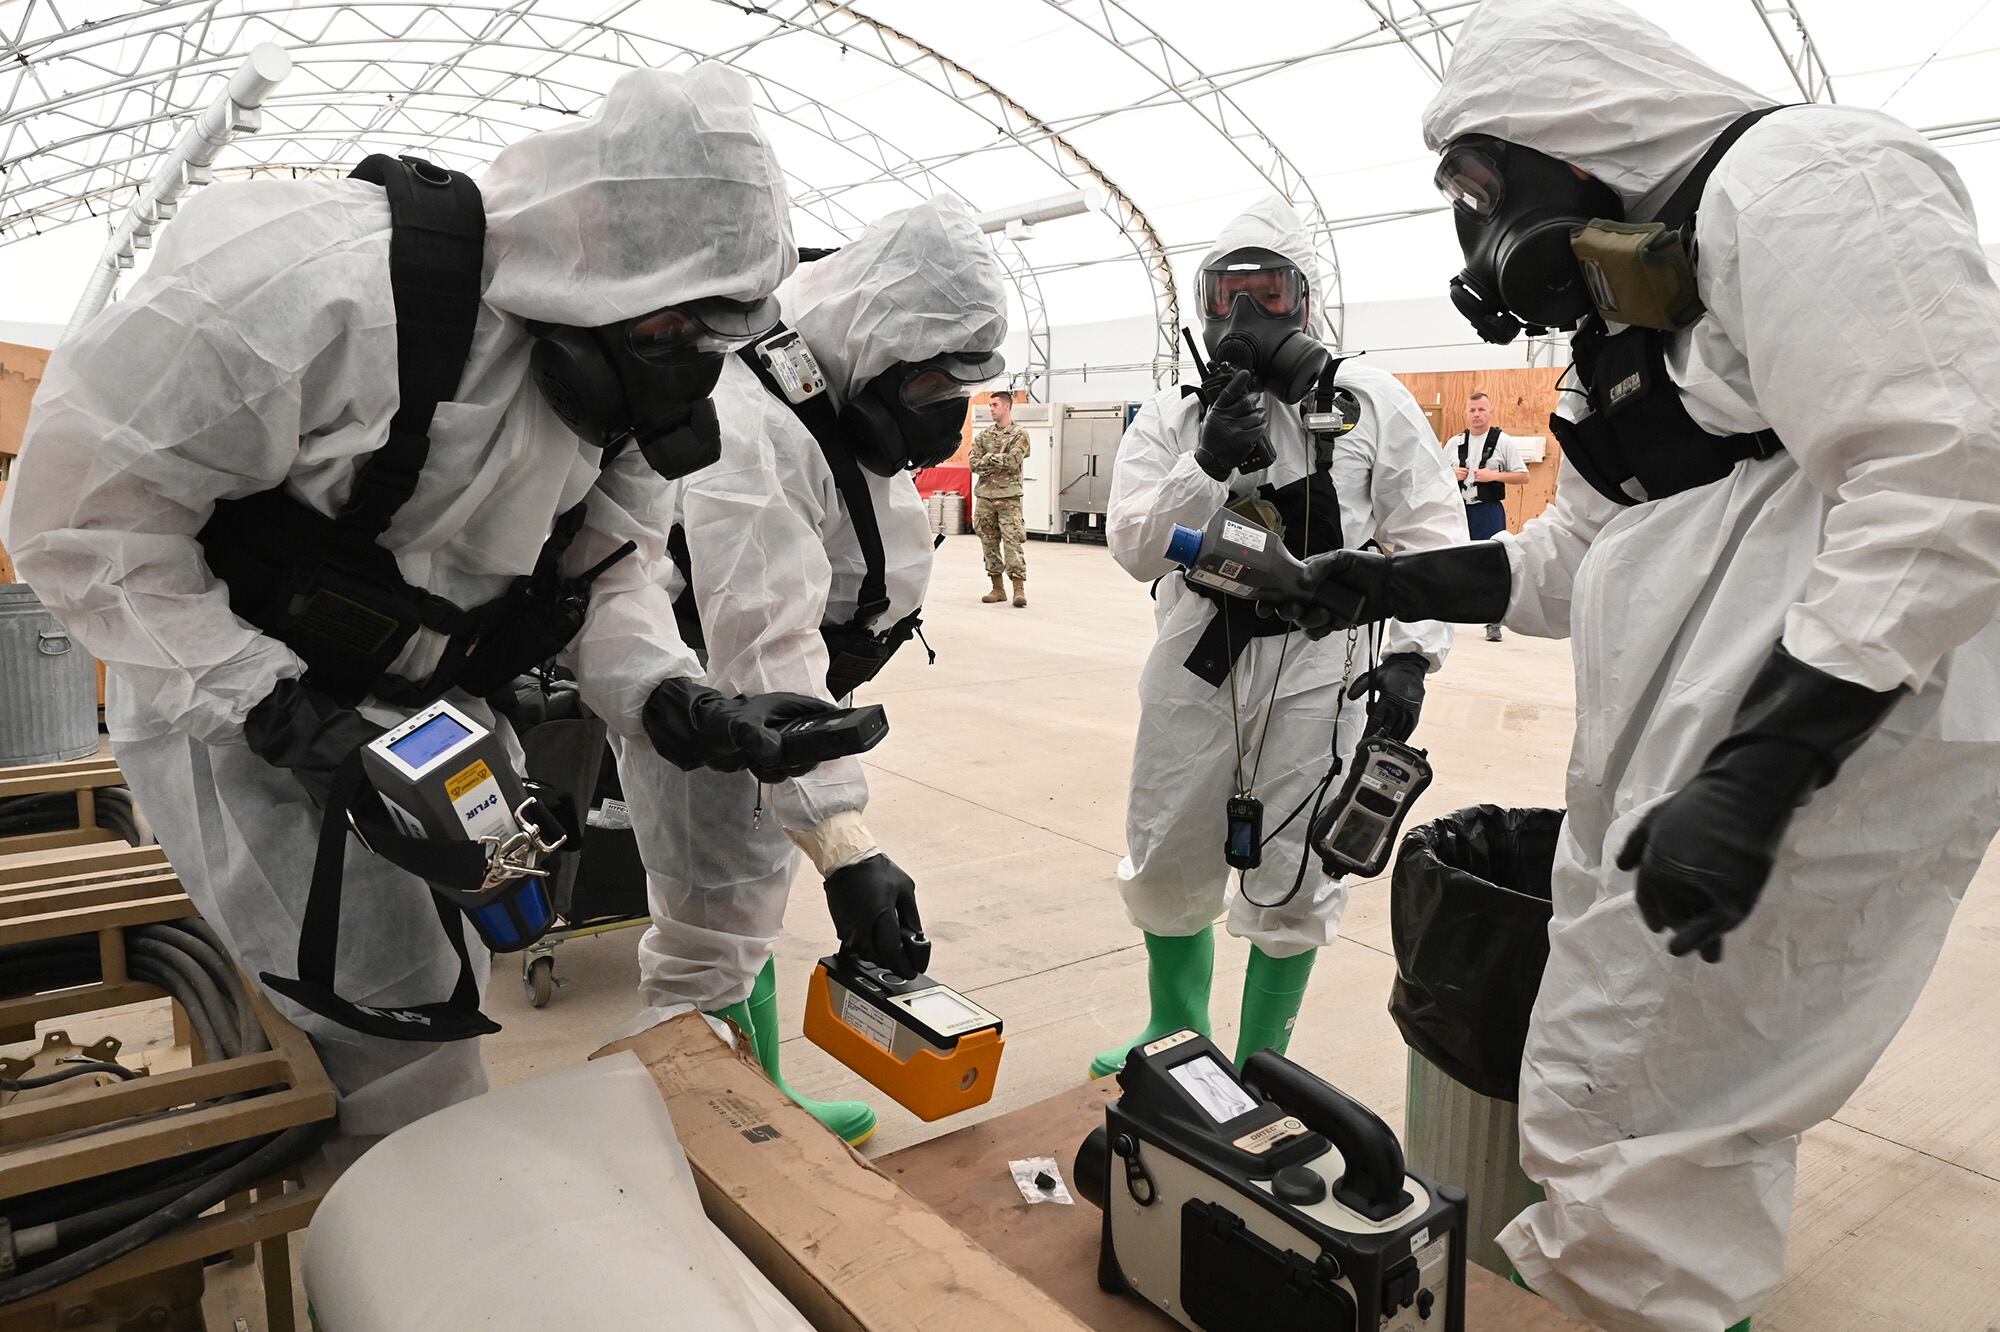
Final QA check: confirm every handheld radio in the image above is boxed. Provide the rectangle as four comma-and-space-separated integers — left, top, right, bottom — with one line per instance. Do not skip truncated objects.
359, 700, 567, 952
1308, 735, 1433, 879
803, 953, 1005, 1122
1184, 327, 1275, 475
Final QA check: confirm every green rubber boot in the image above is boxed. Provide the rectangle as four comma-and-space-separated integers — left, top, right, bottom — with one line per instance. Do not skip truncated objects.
712, 958, 877, 1147
1234, 945, 1317, 1065
1089, 927, 1215, 1079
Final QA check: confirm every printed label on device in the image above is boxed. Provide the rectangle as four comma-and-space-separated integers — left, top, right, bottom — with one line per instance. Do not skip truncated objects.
1234, 1116, 1309, 1155
840, 989, 897, 1052
446, 759, 512, 841
758, 335, 825, 404
1220, 519, 1267, 552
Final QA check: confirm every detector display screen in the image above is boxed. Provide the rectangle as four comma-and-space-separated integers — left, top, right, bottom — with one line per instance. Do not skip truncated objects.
1170, 1055, 1258, 1123
387, 713, 472, 770
902, 988, 989, 1030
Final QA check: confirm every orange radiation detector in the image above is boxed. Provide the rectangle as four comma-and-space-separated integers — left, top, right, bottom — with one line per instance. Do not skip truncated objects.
803, 954, 1004, 1122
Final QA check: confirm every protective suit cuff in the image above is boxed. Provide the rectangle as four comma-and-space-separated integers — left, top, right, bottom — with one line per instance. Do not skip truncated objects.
785, 811, 878, 875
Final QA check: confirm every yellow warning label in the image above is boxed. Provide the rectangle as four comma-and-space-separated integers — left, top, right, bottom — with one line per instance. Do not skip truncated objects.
446, 759, 494, 802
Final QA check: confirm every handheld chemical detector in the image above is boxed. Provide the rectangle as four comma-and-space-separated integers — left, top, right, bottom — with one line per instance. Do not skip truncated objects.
1076, 1031, 1468, 1332
1165, 509, 1312, 605
774, 704, 890, 767
1309, 736, 1433, 879
360, 700, 565, 953
804, 953, 1005, 1122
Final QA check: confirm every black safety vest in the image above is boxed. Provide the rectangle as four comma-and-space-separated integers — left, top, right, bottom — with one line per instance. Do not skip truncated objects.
667, 329, 932, 701
1458, 429, 1506, 504
195, 154, 624, 710
1550, 106, 1792, 507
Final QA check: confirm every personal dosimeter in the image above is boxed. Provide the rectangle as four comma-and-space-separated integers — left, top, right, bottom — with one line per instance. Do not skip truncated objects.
1309, 735, 1433, 879
773, 704, 889, 766
803, 953, 1005, 1122
359, 700, 565, 953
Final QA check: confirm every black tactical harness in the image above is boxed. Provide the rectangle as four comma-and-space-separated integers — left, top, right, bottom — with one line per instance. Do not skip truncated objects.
197, 154, 629, 711
669, 327, 932, 700
1550, 106, 1792, 507
1458, 428, 1506, 504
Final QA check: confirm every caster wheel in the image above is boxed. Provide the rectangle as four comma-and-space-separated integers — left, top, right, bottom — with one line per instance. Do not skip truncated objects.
525, 957, 556, 1008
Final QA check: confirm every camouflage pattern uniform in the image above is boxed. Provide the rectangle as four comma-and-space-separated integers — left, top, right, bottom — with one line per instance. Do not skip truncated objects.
970, 422, 1030, 578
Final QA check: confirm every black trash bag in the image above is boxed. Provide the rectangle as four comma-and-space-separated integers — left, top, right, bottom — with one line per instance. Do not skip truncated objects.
1389, 805, 1563, 1103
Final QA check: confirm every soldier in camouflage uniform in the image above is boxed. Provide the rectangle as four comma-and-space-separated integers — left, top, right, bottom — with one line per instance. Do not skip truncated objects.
970, 389, 1030, 606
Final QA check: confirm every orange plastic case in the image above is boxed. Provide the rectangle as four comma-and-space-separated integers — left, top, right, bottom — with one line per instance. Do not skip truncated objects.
803, 963, 1005, 1122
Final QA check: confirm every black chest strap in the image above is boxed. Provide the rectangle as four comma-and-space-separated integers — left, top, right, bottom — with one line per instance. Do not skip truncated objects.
340, 155, 486, 542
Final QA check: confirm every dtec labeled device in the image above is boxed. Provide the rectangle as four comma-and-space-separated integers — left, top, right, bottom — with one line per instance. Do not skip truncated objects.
1076, 1031, 1467, 1331
360, 700, 566, 953
803, 953, 1005, 1122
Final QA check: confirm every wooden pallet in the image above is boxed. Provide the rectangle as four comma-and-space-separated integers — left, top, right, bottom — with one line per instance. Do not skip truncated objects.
0, 841, 337, 1331
0, 749, 127, 857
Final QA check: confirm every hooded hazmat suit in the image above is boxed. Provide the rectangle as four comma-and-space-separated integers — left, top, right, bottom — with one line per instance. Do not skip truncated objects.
616, 198, 1008, 1017
1107, 198, 1464, 959
1421, 3, 2000, 1327
0, 63, 795, 1143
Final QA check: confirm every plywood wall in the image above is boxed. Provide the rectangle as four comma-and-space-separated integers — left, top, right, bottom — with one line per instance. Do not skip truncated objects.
1394, 366, 1565, 533
0, 341, 50, 585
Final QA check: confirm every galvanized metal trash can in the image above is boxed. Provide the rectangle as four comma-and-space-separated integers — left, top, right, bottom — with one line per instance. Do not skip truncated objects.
0, 583, 99, 766
1391, 805, 1562, 1276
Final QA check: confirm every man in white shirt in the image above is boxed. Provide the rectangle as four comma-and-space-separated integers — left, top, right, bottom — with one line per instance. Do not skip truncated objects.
1453, 391, 1529, 640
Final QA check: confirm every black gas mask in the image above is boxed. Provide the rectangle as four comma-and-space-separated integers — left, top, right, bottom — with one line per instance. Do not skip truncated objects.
842, 349, 1007, 477
1435, 135, 1625, 344
530, 295, 780, 479
1197, 248, 1330, 405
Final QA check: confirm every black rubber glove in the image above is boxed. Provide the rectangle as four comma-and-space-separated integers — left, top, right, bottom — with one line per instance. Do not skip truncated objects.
1260, 542, 1513, 640
1347, 652, 1429, 743
824, 853, 930, 979
1193, 368, 1269, 481
1617, 646, 1905, 963
243, 679, 381, 807
643, 678, 838, 783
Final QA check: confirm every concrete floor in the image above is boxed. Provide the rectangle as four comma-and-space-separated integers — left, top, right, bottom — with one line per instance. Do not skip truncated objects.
201, 533, 1998, 1328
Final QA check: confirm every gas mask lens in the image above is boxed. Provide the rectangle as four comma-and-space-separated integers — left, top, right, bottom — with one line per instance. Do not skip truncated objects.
1434, 145, 1505, 218
1199, 264, 1307, 321
625, 294, 781, 362
899, 368, 976, 410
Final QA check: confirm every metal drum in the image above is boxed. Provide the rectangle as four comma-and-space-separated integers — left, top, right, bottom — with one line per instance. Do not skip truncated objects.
0, 583, 98, 766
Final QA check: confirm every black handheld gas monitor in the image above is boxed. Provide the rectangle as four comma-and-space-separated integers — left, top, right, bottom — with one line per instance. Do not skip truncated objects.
1309, 736, 1433, 878
774, 704, 889, 767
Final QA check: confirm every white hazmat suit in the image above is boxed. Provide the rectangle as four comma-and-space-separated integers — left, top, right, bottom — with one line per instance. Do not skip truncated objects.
1108, 198, 1465, 956
1423, 3, 2000, 1327
0, 63, 794, 1142
619, 198, 1008, 1013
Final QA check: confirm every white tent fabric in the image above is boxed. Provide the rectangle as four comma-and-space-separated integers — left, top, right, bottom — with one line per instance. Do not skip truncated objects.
5, 1, 2000, 372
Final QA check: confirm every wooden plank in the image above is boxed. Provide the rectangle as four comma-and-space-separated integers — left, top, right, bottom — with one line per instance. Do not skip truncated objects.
0, 756, 123, 799
244, 982, 335, 1100
0, 857, 171, 895
0, 894, 193, 945
0, 842, 156, 885
0, 1084, 330, 1199
0, 872, 186, 922
0, 980, 165, 1031
0, 873, 188, 923
881, 1080, 1596, 1332
0, 826, 123, 855
0, 1053, 294, 1148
